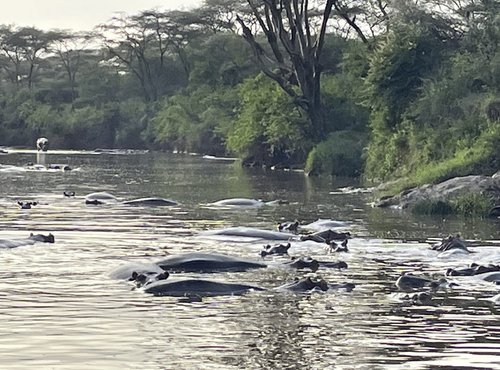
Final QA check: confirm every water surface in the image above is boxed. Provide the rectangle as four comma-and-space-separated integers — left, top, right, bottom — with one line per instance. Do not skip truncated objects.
0, 151, 499, 369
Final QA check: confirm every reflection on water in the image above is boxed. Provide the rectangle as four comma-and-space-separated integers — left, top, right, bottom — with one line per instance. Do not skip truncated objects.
0, 151, 499, 369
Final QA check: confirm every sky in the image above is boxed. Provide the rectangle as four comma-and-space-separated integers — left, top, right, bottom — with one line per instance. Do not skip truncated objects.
0, 0, 203, 31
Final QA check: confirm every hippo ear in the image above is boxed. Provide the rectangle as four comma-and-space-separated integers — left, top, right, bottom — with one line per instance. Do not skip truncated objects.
18, 201, 22, 206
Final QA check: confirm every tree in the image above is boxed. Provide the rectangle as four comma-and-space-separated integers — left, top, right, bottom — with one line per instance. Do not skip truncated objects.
236, 0, 336, 140
52, 31, 96, 102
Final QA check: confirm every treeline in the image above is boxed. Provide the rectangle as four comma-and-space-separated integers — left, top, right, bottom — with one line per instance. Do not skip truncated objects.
0, 0, 498, 183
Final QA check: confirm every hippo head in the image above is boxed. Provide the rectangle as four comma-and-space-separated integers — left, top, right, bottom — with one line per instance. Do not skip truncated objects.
337, 261, 348, 269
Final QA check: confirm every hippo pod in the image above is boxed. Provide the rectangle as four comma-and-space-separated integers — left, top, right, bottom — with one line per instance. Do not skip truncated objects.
446, 263, 500, 276
395, 273, 452, 291
155, 252, 267, 273
300, 229, 352, 244
144, 279, 265, 297
260, 243, 291, 257
0, 233, 54, 248
431, 235, 471, 253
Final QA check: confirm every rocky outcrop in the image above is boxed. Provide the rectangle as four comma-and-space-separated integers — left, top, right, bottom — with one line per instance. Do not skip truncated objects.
376, 174, 500, 212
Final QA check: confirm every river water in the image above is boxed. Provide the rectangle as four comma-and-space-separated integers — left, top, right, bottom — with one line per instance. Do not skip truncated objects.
0, 150, 499, 370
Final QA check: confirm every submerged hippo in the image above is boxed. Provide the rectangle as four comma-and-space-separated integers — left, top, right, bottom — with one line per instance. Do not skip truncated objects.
274, 277, 329, 292
36, 137, 49, 151
144, 279, 265, 297
201, 227, 295, 241
211, 198, 264, 208
130, 271, 169, 288
260, 243, 291, 257
85, 192, 118, 204
122, 197, 178, 207
18, 201, 38, 209
431, 235, 471, 253
395, 273, 450, 291
278, 221, 299, 233
155, 252, 267, 273
0, 233, 54, 248
273, 277, 355, 292
300, 229, 352, 243
210, 198, 287, 208
446, 263, 500, 276
328, 239, 349, 253
109, 262, 166, 280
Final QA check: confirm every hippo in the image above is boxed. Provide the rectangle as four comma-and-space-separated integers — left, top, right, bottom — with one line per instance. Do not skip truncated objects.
155, 252, 267, 273
446, 263, 500, 276
318, 260, 349, 270
86, 199, 104, 205
260, 243, 291, 257
489, 206, 500, 218
301, 219, 350, 231
283, 256, 320, 272
474, 271, 500, 283
143, 279, 265, 297
402, 292, 434, 305
328, 239, 348, 253
85, 192, 119, 203
36, 137, 49, 151
28, 233, 55, 243
300, 229, 352, 243
201, 227, 295, 241
0, 233, 54, 248
278, 221, 299, 233
211, 198, 264, 208
129, 271, 169, 288
431, 235, 471, 253
109, 262, 166, 280
122, 197, 178, 207
274, 277, 329, 292
18, 201, 38, 209
48, 164, 72, 171
395, 273, 450, 291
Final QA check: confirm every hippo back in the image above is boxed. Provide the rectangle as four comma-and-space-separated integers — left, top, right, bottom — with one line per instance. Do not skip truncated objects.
144, 279, 264, 296
155, 252, 266, 273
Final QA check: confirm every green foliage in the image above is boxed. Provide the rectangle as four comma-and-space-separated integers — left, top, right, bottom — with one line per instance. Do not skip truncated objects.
305, 130, 367, 177
226, 74, 310, 165
412, 194, 494, 217
411, 200, 453, 216
151, 85, 238, 154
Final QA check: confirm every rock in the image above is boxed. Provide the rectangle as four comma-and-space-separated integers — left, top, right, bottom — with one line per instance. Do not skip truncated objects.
376, 175, 500, 211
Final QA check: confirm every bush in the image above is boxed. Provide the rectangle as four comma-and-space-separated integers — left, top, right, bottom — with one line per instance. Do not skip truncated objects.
305, 130, 366, 177
412, 194, 494, 217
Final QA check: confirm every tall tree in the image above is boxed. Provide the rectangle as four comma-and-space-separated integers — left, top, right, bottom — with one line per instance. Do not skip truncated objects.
236, 0, 336, 139
52, 31, 95, 102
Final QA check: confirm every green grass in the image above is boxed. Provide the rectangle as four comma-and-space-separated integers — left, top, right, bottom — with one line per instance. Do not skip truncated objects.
411, 194, 494, 217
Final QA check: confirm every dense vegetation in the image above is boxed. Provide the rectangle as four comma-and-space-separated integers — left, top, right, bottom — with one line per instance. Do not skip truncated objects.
0, 0, 498, 184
